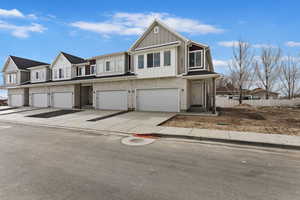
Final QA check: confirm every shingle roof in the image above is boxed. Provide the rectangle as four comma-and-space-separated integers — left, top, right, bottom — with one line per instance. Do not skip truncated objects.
10, 56, 49, 70
61, 52, 86, 64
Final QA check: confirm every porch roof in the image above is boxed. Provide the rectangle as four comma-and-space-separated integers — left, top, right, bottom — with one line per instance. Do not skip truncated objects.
183, 70, 220, 79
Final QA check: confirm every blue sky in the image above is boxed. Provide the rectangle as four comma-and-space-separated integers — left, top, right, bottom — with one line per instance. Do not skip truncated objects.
1, 0, 300, 97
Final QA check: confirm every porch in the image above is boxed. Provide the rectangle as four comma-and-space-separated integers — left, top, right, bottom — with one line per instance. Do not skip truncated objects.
184, 73, 218, 114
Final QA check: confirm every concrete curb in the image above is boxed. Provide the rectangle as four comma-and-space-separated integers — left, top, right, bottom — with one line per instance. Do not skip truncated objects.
1, 119, 300, 151
142, 133, 300, 151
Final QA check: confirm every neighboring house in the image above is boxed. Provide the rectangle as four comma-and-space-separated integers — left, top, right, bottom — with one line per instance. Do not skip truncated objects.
2, 19, 219, 113
251, 88, 279, 99
1, 56, 49, 107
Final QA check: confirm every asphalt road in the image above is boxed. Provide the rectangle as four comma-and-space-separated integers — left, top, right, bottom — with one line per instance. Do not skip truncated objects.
0, 122, 299, 200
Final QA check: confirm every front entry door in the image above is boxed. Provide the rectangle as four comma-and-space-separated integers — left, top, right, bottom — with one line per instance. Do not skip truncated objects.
191, 81, 204, 106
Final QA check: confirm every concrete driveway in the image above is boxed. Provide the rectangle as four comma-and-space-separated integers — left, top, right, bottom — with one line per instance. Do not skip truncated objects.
0, 107, 175, 134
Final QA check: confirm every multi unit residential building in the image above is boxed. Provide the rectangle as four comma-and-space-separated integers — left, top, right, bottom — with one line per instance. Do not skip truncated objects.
2, 20, 219, 113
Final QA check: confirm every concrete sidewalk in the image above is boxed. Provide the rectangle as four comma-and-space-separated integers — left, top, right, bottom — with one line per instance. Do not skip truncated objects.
0, 107, 299, 150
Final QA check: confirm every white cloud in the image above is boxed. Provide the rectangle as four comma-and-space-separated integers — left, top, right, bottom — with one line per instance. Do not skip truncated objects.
285, 41, 300, 47
213, 59, 229, 67
218, 41, 240, 47
0, 8, 38, 19
0, 8, 24, 18
218, 41, 275, 48
252, 44, 275, 48
71, 12, 224, 37
0, 20, 46, 38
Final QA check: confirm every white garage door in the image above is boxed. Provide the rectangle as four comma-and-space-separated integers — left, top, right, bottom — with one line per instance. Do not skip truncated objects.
52, 92, 73, 109
136, 89, 179, 112
96, 90, 128, 111
9, 94, 23, 107
32, 93, 49, 108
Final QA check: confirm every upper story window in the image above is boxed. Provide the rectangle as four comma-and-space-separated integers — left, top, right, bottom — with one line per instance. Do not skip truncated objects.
164, 51, 171, 66
105, 61, 110, 71
189, 50, 203, 69
90, 65, 96, 74
59, 68, 64, 78
54, 69, 57, 79
138, 55, 144, 69
6, 73, 16, 84
85, 65, 91, 75
35, 72, 39, 80
147, 52, 160, 68
147, 53, 153, 68
154, 26, 159, 34
154, 53, 160, 67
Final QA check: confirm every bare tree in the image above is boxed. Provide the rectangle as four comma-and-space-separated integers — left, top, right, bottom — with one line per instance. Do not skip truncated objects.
228, 40, 254, 104
279, 56, 300, 99
254, 47, 281, 99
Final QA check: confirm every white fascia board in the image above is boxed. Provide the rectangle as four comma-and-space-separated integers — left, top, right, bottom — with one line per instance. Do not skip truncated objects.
73, 62, 89, 66
28, 65, 49, 70
182, 74, 220, 80
188, 40, 209, 48
131, 41, 181, 53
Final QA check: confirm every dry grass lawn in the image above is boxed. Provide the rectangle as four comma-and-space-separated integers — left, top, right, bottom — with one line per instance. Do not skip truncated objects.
162, 106, 300, 136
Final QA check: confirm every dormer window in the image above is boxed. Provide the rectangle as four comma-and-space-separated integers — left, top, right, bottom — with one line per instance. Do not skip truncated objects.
189, 50, 203, 69
154, 26, 159, 34
35, 72, 39, 80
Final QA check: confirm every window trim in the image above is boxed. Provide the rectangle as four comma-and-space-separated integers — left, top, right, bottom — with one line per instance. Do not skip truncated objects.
138, 55, 144, 69
105, 61, 111, 72
58, 68, 64, 79
90, 64, 96, 74
146, 52, 161, 68
163, 50, 171, 66
147, 53, 154, 68
35, 71, 39, 80
153, 52, 160, 67
188, 50, 204, 69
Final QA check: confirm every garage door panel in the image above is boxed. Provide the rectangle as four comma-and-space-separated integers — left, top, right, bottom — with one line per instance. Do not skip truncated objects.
10, 94, 23, 107
137, 89, 179, 112
53, 92, 73, 109
96, 90, 128, 111
32, 93, 49, 108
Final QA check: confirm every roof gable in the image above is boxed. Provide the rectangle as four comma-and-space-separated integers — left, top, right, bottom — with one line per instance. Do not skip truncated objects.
5, 56, 48, 70
130, 19, 188, 51
1, 57, 18, 73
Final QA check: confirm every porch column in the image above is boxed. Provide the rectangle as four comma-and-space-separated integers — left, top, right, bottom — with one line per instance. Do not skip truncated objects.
212, 78, 216, 114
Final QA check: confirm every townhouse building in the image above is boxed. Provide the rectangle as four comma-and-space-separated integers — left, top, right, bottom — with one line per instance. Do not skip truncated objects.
2, 20, 219, 113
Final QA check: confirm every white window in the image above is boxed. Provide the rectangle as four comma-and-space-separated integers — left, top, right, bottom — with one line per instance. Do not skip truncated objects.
59, 68, 64, 78
54, 69, 57, 79
35, 72, 39, 80
138, 55, 144, 69
147, 53, 153, 68
105, 61, 110, 71
154, 26, 159, 34
147, 52, 160, 68
7, 74, 16, 84
90, 65, 96, 74
154, 52, 160, 67
164, 51, 171, 66
189, 50, 203, 68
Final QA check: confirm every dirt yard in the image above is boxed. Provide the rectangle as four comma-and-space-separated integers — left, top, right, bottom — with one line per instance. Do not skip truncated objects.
162, 106, 300, 136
